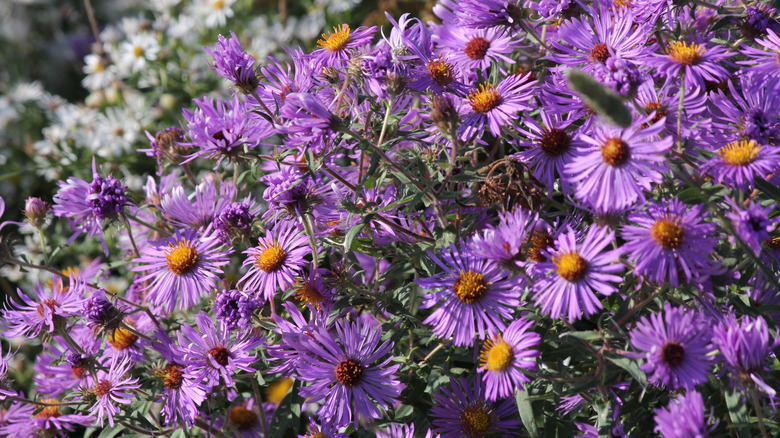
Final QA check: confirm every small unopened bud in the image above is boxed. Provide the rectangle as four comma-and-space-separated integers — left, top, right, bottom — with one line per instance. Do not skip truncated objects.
386, 73, 407, 97
322, 67, 340, 84
430, 94, 459, 134
24, 197, 48, 228
347, 56, 364, 79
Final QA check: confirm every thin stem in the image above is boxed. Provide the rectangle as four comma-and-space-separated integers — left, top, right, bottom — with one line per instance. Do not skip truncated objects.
233, 162, 241, 188
518, 19, 552, 53
750, 388, 769, 438
37, 230, 50, 265
181, 163, 198, 186
676, 71, 686, 153
82, 0, 104, 55
376, 100, 393, 149
121, 213, 140, 257
124, 212, 165, 234
250, 90, 279, 124
6, 257, 68, 282
301, 213, 319, 270
119, 421, 173, 437
6, 396, 85, 407
419, 341, 449, 365
58, 327, 86, 356
120, 322, 153, 342
251, 376, 270, 438
616, 289, 661, 327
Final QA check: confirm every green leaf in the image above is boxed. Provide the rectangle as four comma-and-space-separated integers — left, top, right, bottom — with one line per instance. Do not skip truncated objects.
756, 177, 780, 204
516, 386, 541, 438
97, 425, 126, 438
343, 220, 367, 253
559, 330, 602, 341
604, 352, 647, 388
567, 70, 632, 128
269, 380, 303, 437
725, 387, 752, 438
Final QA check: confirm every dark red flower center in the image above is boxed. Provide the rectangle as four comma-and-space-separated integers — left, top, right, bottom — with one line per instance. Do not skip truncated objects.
335, 358, 363, 386
661, 341, 685, 367
209, 346, 231, 366
465, 37, 491, 60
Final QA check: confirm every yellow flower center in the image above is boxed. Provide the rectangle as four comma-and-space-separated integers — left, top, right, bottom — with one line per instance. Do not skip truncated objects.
460, 405, 493, 436
255, 244, 287, 272
133, 45, 145, 58
266, 377, 294, 404
294, 281, 325, 306
156, 362, 185, 390
317, 25, 351, 52
212, 0, 225, 10
428, 58, 454, 86
667, 41, 705, 66
108, 325, 138, 350
718, 139, 761, 166
166, 240, 199, 275
601, 137, 630, 166
651, 218, 685, 250
335, 358, 363, 386
34, 400, 62, 419
468, 84, 502, 114
553, 252, 588, 282
229, 406, 259, 431
453, 270, 488, 304
480, 334, 514, 371
766, 235, 780, 250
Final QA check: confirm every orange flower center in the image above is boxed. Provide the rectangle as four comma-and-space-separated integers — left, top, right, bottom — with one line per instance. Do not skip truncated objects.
34, 400, 62, 419
108, 325, 138, 350
317, 25, 351, 52
553, 252, 588, 282
229, 406, 259, 430
590, 42, 610, 64
718, 140, 760, 166
667, 41, 705, 66
480, 334, 514, 372
651, 218, 685, 250
601, 137, 630, 166
166, 240, 199, 275
539, 128, 571, 156
453, 270, 488, 304
465, 37, 491, 60
460, 405, 493, 436
468, 84, 502, 113
255, 244, 287, 272
335, 358, 363, 386
428, 58, 454, 86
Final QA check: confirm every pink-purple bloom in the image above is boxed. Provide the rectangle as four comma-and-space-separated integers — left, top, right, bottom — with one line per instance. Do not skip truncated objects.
2, 278, 84, 339
630, 304, 714, 390
654, 390, 717, 438
430, 377, 521, 437
89, 356, 141, 426
712, 314, 778, 397
478, 316, 541, 400
205, 31, 259, 93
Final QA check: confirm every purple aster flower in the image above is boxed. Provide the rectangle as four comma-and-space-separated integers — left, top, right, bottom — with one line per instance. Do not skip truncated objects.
205, 31, 258, 94
549, 9, 651, 72
378, 423, 438, 438
446, 0, 524, 29
514, 110, 586, 196
298, 418, 349, 438
260, 165, 315, 214
710, 76, 780, 145
566, 117, 673, 212
1, 398, 93, 438
268, 301, 331, 377
52, 159, 129, 255
89, 356, 141, 426
213, 201, 256, 244
161, 178, 241, 229
741, 4, 780, 38
35, 325, 100, 397
727, 200, 779, 255
23, 196, 48, 228
434, 25, 521, 71
712, 314, 778, 397
700, 138, 780, 191
478, 316, 541, 400
469, 208, 537, 269
739, 29, 780, 80
430, 377, 521, 437
461, 74, 536, 138
132, 228, 232, 314
178, 312, 263, 388
418, 243, 523, 347
532, 225, 623, 322
654, 391, 718, 438
629, 304, 714, 390
311, 24, 376, 69
295, 319, 402, 428
213, 289, 260, 331
647, 40, 731, 89
238, 220, 310, 303
292, 267, 336, 310
0, 401, 35, 437
182, 94, 274, 165
592, 57, 643, 97
83, 289, 125, 330
152, 330, 206, 426
255, 47, 316, 114
2, 278, 85, 339
279, 92, 341, 155
622, 199, 721, 287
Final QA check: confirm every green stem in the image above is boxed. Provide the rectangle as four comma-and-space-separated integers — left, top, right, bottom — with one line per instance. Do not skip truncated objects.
301, 213, 319, 270
121, 213, 140, 257
6, 257, 68, 282
750, 388, 769, 438
37, 230, 50, 265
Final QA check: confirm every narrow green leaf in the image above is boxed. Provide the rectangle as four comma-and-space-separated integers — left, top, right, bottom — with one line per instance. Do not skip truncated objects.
604, 352, 647, 387
756, 177, 780, 204
567, 70, 632, 128
516, 386, 541, 438
725, 387, 752, 438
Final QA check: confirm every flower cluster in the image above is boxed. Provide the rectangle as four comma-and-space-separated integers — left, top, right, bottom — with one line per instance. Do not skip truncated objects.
2, 0, 780, 437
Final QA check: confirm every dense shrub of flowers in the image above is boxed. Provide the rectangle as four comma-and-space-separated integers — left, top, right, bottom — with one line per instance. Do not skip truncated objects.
1, 0, 780, 437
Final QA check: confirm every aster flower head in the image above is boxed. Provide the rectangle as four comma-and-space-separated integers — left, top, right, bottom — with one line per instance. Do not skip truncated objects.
514, 110, 586, 196
712, 314, 778, 396
238, 220, 310, 302
727, 200, 778, 255
461, 74, 536, 138
299, 418, 349, 438
213, 288, 261, 331
418, 242, 523, 347
151, 330, 206, 426
647, 40, 731, 89
700, 138, 780, 191
3, 277, 85, 339
205, 31, 259, 94
449, 0, 525, 29
654, 391, 718, 438
739, 29, 780, 80
710, 76, 780, 145
622, 199, 721, 287
83, 289, 125, 331
311, 24, 377, 69
178, 312, 263, 388
532, 225, 623, 322
183, 94, 274, 165
630, 304, 714, 390
213, 201, 256, 244
52, 158, 129, 255
89, 356, 141, 426
132, 228, 232, 314
3, 399, 93, 438
161, 178, 241, 229
478, 316, 541, 400
296, 319, 402, 428
279, 92, 341, 155
566, 117, 673, 212
469, 208, 537, 268
430, 377, 521, 437
435, 25, 521, 71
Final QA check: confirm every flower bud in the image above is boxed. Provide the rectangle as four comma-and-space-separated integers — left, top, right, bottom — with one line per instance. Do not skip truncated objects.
24, 197, 48, 228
